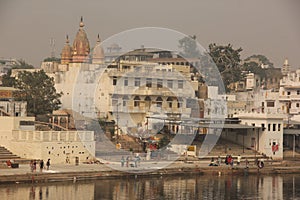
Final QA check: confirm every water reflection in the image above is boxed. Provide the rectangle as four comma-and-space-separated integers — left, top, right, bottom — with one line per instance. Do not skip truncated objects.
0, 174, 299, 200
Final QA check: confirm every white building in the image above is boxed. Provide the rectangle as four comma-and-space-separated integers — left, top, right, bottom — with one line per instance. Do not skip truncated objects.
232, 113, 284, 159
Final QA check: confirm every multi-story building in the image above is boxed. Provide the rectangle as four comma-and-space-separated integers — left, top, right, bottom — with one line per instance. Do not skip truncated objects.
43, 18, 203, 138
0, 87, 27, 117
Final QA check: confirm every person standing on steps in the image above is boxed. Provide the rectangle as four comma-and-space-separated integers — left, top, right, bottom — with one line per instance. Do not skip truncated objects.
46, 159, 51, 170
237, 155, 241, 165
121, 156, 125, 167
39, 160, 44, 172
126, 156, 130, 167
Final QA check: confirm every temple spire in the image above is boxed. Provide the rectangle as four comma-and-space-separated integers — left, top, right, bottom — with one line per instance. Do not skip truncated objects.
61, 34, 72, 64
92, 34, 104, 64
79, 16, 84, 28
72, 16, 90, 63
66, 34, 69, 43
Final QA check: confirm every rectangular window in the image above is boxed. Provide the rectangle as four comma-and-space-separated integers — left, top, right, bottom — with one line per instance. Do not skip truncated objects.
178, 102, 182, 108
267, 101, 275, 107
134, 78, 140, 87
297, 103, 300, 108
124, 77, 128, 86
167, 80, 173, 88
134, 101, 140, 107
287, 91, 291, 95
268, 124, 271, 131
273, 124, 276, 131
278, 124, 281, 131
297, 90, 300, 95
113, 76, 117, 85
157, 79, 163, 88
146, 78, 152, 87
178, 80, 184, 89
261, 123, 265, 130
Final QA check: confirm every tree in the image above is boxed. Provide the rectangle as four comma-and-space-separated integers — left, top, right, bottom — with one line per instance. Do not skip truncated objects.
244, 54, 274, 68
1, 59, 34, 87
12, 59, 34, 69
14, 70, 61, 116
208, 43, 243, 91
242, 61, 266, 78
178, 35, 200, 58
242, 54, 274, 80
1, 70, 15, 87
43, 57, 61, 62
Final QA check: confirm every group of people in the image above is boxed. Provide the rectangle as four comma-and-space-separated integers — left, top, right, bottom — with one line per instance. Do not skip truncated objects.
30, 159, 51, 172
224, 155, 234, 166
208, 155, 265, 169
121, 154, 141, 168
209, 155, 243, 167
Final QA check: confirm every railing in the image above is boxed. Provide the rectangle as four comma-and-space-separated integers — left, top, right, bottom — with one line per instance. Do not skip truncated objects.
11, 130, 94, 142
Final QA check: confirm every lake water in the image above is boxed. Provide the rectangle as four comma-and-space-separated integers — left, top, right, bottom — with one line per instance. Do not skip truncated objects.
0, 174, 299, 200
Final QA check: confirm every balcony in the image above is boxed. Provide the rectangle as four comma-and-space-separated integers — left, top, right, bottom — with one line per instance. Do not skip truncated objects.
279, 95, 291, 101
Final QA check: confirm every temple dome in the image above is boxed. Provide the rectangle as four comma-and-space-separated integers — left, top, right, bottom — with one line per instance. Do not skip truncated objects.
72, 17, 90, 63
61, 35, 72, 64
92, 34, 105, 64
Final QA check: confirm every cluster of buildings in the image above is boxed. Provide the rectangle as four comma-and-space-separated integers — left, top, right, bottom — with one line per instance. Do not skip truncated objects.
0, 18, 299, 163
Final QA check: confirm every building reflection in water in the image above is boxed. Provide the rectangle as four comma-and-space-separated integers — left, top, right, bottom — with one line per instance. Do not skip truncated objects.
0, 174, 299, 199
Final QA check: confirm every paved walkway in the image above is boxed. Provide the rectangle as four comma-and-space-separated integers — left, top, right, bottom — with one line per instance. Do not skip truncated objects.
0, 160, 212, 176
0, 160, 300, 184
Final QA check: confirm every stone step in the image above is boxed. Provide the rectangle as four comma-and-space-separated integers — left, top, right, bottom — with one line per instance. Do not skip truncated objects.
0, 146, 21, 160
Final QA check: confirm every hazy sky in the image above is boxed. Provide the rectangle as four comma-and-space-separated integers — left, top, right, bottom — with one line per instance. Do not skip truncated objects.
0, 0, 299, 68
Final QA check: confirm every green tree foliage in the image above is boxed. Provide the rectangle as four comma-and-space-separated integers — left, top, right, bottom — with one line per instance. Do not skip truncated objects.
178, 35, 200, 58
1, 70, 15, 87
244, 54, 274, 68
43, 57, 61, 62
242, 61, 266, 78
12, 59, 34, 69
242, 54, 274, 79
208, 43, 243, 91
1, 59, 34, 87
14, 70, 61, 116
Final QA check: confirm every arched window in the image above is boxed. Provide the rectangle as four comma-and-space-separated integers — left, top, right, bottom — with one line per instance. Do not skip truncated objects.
145, 96, 151, 101
134, 96, 141, 107
156, 96, 163, 107
167, 97, 173, 108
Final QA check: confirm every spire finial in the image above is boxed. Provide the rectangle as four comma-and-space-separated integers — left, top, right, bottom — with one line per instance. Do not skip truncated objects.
284, 58, 289, 66
97, 34, 101, 43
80, 16, 84, 28
66, 34, 69, 43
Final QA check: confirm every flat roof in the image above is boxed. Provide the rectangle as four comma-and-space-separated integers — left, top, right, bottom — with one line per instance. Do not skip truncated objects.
283, 129, 300, 135
195, 123, 260, 129
178, 122, 260, 129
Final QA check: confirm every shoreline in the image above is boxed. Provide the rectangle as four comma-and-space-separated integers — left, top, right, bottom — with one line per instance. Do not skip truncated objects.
1, 160, 300, 184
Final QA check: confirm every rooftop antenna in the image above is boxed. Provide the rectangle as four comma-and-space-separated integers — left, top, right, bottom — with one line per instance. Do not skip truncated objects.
50, 38, 56, 58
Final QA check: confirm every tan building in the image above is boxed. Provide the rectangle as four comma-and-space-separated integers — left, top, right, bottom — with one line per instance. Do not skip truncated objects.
47, 18, 202, 138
